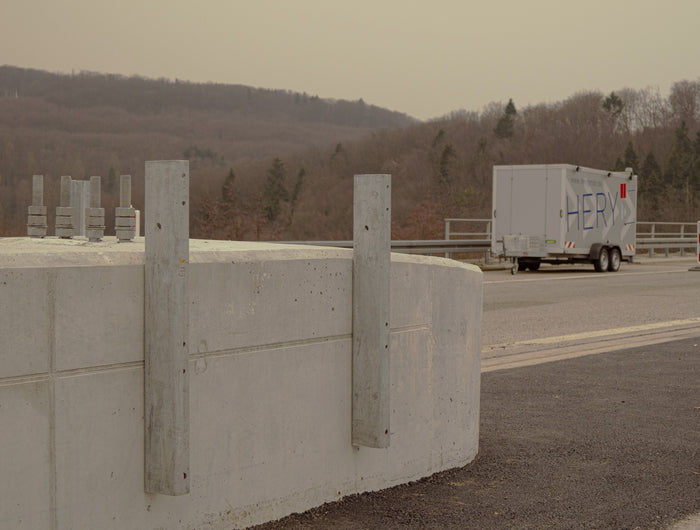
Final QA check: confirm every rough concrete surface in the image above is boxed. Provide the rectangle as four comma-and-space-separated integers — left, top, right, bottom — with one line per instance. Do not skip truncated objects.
256, 338, 700, 529
0, 237, 482, 529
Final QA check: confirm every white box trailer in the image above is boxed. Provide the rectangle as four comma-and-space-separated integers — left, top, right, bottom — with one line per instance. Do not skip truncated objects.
491, 164, 637, 274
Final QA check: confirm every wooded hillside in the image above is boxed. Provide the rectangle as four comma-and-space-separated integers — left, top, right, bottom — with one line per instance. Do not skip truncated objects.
1, 66, 699, 241
200, 82, 700, 241
0, 66, 413, 235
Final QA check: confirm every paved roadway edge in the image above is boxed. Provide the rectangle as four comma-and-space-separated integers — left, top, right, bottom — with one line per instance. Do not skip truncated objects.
481, 323, 700, 372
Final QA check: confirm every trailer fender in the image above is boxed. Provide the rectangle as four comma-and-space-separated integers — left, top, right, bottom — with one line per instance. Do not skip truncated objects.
588, 243, 605, 260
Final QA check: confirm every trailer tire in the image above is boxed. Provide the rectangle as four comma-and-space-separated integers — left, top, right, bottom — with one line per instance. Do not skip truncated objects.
594, 247, 609, 272
528, 261, 541, 271
608, 247, 621, 272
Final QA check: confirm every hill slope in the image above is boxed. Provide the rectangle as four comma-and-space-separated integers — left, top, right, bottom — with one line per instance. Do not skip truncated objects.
0, 65, 414, 235
197, 85, 700, 241
1, 66, 698, 240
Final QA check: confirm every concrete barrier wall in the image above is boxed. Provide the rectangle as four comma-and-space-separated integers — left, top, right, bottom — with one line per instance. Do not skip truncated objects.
0, 237, 482, 529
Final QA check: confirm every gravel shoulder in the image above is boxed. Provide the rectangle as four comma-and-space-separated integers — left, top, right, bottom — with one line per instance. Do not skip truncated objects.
255, 338, 700, 529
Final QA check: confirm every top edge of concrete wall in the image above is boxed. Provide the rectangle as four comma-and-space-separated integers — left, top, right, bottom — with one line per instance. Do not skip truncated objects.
0, 237, 481, 274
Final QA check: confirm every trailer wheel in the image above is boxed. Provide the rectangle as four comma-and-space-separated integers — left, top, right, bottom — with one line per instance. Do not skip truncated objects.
594, 247, 609, 272
608, 248, 621, 272
528, 261, 541, 271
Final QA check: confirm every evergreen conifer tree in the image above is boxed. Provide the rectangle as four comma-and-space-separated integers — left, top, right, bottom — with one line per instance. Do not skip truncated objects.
263, 157, 289, 221
222, 168, 236, 205
494, 99, 516, 139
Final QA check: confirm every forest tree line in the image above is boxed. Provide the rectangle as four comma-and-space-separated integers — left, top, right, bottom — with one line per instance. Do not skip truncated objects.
197, 80, 700, 241
0, 66, 412, 235
0, 66, 412, 127
1, 66, 699, 240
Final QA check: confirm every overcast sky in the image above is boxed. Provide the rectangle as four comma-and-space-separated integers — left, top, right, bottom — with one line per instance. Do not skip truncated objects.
2, 0, 698, 120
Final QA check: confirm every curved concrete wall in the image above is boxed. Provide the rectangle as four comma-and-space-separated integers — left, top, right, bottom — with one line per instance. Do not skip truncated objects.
0, 237, 482, 529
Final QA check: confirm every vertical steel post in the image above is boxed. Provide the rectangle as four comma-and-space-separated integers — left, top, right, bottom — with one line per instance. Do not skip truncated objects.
485, 220, 493, 264
445, 219, 452, 259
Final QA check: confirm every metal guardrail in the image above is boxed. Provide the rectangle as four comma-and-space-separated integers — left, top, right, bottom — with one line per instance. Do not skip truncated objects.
391, 239, 491, 254
636, 222, 697, 257
443, 218, 492, 259
636, 237, 697, 257
280, 239, 491, 255
281, 221, 697, 259
636, 221, 697, 238
446, 219, 698, 258
445, 218, 492, 241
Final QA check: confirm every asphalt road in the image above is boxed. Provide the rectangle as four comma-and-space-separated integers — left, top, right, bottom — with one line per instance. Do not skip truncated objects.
482, 257, 700, 362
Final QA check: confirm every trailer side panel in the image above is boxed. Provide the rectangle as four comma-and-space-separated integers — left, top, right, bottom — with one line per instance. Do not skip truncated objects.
492, 164, 637, 261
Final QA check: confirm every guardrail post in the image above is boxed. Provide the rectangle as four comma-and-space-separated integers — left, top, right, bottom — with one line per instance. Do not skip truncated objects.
692, 221, 700, 271
144, 160, 190, 495
484, 220, 492, 263
352, 174, 391, 448
680, 225, 685, 256
27, 175, 47, 238
697, 221, 700, 267
445, 219, 452, 258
